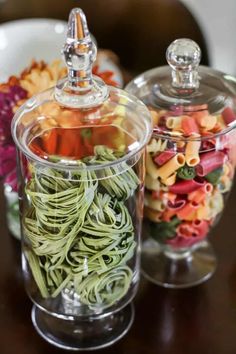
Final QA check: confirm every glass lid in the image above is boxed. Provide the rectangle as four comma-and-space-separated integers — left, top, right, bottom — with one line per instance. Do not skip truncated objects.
11, 8, 152, 170
126, 38, 236, 140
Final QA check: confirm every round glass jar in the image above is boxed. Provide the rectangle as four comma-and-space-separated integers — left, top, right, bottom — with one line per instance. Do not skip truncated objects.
126, 38, 236, 288
11, 8, 152, 350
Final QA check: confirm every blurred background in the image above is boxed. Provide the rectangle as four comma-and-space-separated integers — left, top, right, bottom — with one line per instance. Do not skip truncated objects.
0, 0, 235, 78
0, 0, 210, 78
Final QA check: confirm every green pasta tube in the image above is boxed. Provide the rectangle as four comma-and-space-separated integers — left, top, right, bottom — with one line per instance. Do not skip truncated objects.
23, 145, 139, 308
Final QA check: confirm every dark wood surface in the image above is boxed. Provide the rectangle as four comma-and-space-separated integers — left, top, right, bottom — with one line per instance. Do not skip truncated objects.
1, 179, 236, 354
0, 1, 232, 353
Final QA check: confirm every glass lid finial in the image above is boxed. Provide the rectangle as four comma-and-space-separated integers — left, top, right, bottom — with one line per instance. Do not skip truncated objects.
55, 8, 108, 108
166, 38, 201, 90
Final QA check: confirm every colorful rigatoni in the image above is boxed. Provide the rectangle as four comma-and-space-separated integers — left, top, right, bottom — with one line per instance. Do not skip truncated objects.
144, 105, 236, 248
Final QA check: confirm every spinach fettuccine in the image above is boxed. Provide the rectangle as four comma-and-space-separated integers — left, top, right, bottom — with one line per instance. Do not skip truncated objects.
23, 146, 140, 309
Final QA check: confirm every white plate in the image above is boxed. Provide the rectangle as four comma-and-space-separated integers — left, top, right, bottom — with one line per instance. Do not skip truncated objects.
0, 18, 123, 86
0, 18, 67, 82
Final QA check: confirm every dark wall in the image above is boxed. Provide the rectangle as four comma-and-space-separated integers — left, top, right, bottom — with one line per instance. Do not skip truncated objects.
0, 0, 209, 75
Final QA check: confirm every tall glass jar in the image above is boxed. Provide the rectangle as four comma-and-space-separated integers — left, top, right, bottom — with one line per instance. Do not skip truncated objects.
11, 9, 151, 350
126, 39, 236, 288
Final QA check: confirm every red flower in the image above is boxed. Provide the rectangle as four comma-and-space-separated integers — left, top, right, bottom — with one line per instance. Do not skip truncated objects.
0, 84, 27, 190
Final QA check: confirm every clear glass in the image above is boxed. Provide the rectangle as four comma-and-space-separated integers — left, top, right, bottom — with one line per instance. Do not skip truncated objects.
126, 39, 236, 288
4, 183, 21, 240
12, 85, 151, 349
141, 122, 236, 288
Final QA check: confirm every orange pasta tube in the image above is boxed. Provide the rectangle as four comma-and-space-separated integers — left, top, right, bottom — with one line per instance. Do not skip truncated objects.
156, 153, 185, 179
177, 201, 199, 220
185, 137, 201, 166
188, 183, 213, 203
188, 189, 206, 203
181, 116, 199, 135
162, 208, 177, 221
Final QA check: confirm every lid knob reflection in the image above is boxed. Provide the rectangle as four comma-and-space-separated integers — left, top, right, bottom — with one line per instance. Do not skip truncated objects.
166, 38, 201, 90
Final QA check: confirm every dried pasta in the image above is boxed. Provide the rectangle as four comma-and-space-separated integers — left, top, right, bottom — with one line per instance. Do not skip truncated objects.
142, 102, 236, 248
185, 138, 201, 166
23, 146, 139, 308
156, 153, 185, 179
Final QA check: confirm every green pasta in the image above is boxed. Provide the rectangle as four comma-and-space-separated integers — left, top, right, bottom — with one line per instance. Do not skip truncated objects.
177, 165, 196, 180
23, 145, 139, 309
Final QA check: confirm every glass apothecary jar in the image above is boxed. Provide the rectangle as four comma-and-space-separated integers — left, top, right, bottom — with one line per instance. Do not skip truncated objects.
126, 38, 236, 288
11, 8, 151, 350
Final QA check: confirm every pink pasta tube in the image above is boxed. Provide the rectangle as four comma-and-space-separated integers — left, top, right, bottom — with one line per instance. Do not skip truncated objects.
154, 151, 176, 166
169, 178, 204, 194
166, 233, 199, 249
167, 199, 186, 210
166, 221, 207, 248
196, 151, 226, 177
192, 220, 210, 237
222, 107, 236, 125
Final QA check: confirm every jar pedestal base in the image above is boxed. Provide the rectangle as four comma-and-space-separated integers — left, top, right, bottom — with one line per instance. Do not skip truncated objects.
141, 239, 217, 288
31, 303, 134, 351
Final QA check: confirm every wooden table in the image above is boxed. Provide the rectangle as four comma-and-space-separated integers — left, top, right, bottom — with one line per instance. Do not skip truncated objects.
1, 180, 236, 354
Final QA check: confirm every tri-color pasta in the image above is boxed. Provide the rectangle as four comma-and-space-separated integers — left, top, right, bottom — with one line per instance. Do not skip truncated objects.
144, 104, 236, 248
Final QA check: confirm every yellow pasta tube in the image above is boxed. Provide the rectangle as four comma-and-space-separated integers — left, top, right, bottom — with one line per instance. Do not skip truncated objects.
223, 161, 233, 178
150, 110, 159, 126
166, 116, 183, 130
147, 138, 167, 153
146, 152, 159, 179
161, 172, 177, 186
145, 174, 161, 190
177, 140, 186, 149
219, 175, 232, 193
198, 114, 217, 130
144, 207, 162, 222
223, 162, 230, 176
207, 190, 224, 219
185, 138, 201, 166
156, 153, 185, 179
144, 193, 166, 212
196, 204, 211, 220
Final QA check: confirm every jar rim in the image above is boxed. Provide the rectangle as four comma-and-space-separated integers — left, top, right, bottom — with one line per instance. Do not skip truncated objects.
11, 86, 152, 171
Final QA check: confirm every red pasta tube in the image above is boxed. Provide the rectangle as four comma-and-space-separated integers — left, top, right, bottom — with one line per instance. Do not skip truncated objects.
169, 178, 204, 194
154, 150, 176, 166
196, 151, 226, 177
222, 107, 236, 125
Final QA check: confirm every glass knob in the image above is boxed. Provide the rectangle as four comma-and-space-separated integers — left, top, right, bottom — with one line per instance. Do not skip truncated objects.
166, 38, 201, 90
55, 8, 108, 108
